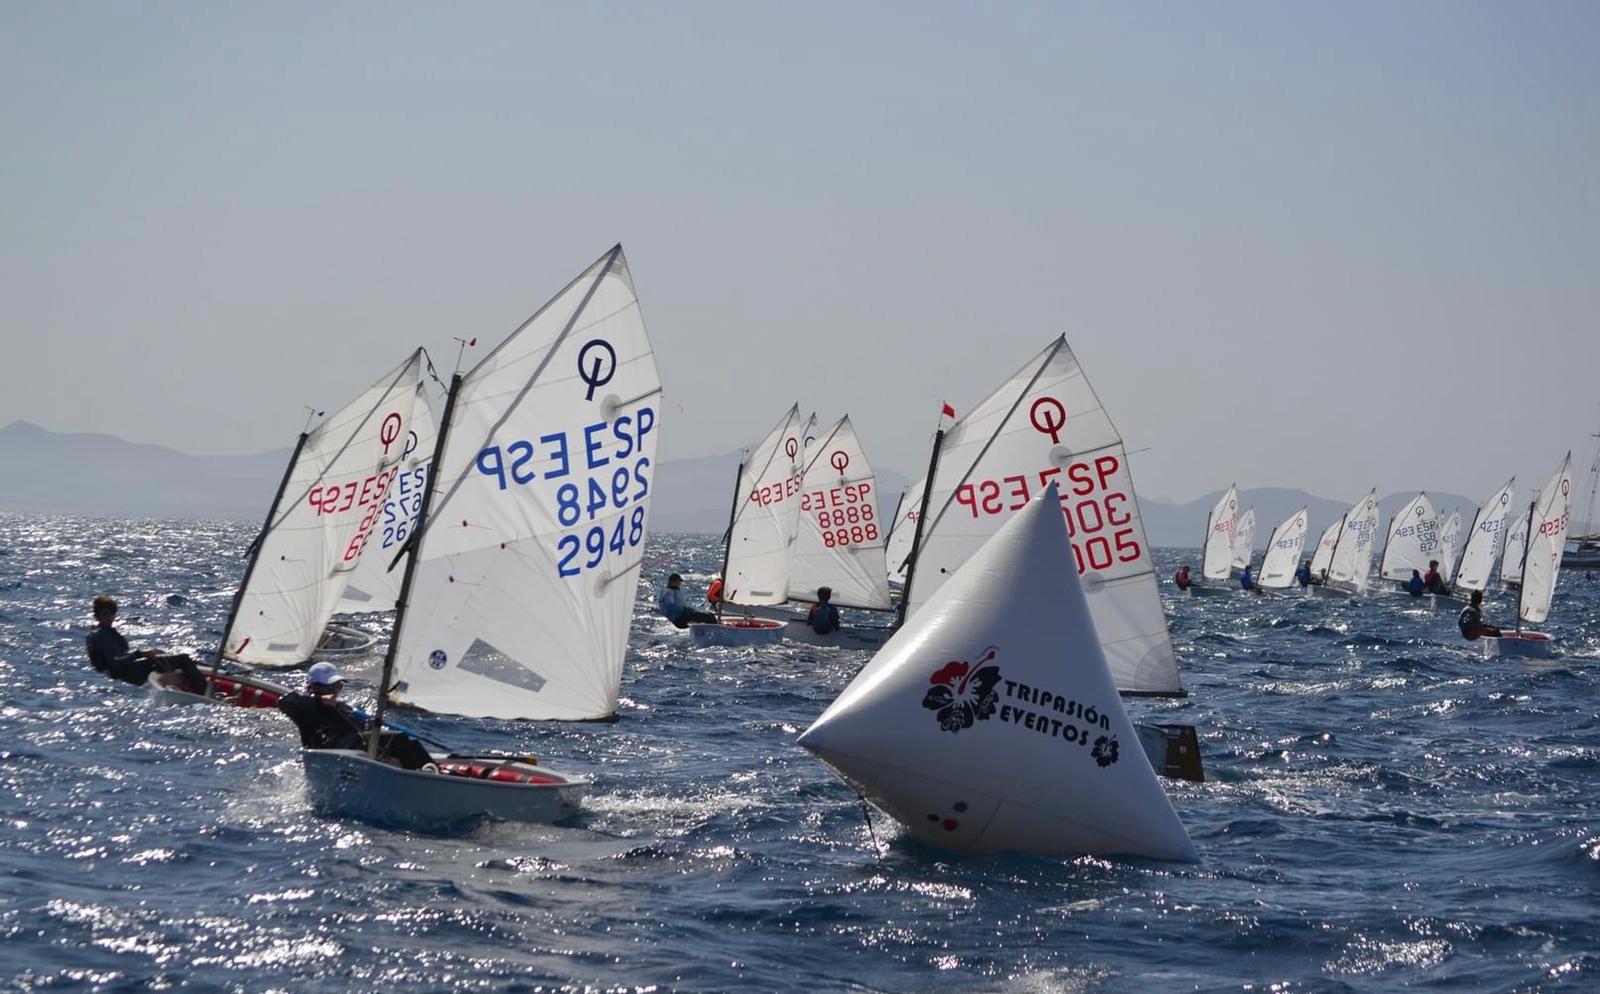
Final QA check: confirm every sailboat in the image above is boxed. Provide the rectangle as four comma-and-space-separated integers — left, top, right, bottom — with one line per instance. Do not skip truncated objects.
152, 352, 427, 706
690, 405, 805, 646
891, 337, 1202, 782
1484, 453, 1573, 659
798, 484, 1196, 860
755, 414, 898, 649
1231, 507, 1257, 579
1451, 479, 1515, 599
1315, 490, 1379, 596
1193, 484, 1240, 594
1437, 510, 1462, 584
1257, 507, 1309, 591
1378, 491, 1441, 593
1306, 517, 1341, 592
300, 244, 660, 829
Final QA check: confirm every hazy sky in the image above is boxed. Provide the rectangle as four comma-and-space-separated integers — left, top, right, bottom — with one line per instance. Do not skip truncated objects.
3, 2, 1597, 508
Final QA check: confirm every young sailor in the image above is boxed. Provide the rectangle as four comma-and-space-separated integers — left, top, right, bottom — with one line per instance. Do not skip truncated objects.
276, 662, 432, 770
85, 595, 206, 692
1423, 560, 1450, 595
1405, 570, 1427, 597
1174, 565, 1193, 591
1239, 564, 1262, 593
1295, 560, 1315, 587
808, 586, 841, 635
657, 573, 719, 628
1457, 590, 1502, 641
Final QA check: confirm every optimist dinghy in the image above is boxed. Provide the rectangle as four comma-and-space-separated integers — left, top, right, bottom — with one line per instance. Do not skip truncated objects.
1378, 491, 1441, 593
1451, 479, 1515, 605
1484, 454, 1572, 660
300, 245, 659, 829
148, 668, 291, 708
1257, 507, 1309, 592
1312, 490, 1379, 597
691, 406, 806, 646
799, 485, 1196, 861
1231, 507, 1256, 576
1191, 484, 1241, 595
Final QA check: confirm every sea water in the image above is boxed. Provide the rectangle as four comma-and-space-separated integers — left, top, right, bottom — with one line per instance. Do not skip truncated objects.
1, 513, 1597, 992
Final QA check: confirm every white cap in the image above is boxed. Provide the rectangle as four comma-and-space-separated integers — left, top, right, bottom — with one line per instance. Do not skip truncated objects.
306, 661, 343, 686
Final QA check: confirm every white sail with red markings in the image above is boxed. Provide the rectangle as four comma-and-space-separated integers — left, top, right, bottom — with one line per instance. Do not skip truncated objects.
902, 336, 1183, 696
224, 350, 424, 667
1518, 453, 1574, 625
788, 416, 893, 611
337, 384, 439, 613
1202, 485, 1239, 580
719, 405, 805, 607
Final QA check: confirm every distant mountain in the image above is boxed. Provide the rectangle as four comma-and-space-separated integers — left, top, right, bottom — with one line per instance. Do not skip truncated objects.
0, 421, 910, 530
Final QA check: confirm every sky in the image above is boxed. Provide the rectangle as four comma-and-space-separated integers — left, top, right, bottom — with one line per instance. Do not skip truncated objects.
2, 2, 1597, 509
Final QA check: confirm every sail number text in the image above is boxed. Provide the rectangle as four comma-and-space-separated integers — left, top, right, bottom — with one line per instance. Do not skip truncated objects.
952, 455, 1144, 572
307, 466, 402, 564
801, 482, 878, 549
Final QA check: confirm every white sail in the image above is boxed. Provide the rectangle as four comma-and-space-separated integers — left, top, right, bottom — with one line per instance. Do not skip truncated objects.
788, 416, 894, 610
1231, 507, 1256, 572
1437, 510, 1462, 582
1259, 508, 1309, 589
798, 484, 1195, 860
388, 245, 661, 721
1328, 490, 1379, 591
1502, 501, 1532, 586
904, 337, 1183, 696
884, 478, 924, 584
1518, 453, 1574, 625
1309, 518, 1342, 577
1456, 479, 1515, 593
720, 405, 805, 607
1378, 492, 1440, 582
224, 351, 424, 666
1202, 485, 1239, 581
337, 384, 439, 613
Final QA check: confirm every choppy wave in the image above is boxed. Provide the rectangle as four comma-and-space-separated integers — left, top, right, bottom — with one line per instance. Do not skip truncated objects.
1, 515, 1597, 992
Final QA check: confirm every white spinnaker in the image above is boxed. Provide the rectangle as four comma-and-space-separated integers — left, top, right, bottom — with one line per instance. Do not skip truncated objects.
1456, 479, 1515, 593
1438, 510, 1462, 582
1329, 490, 1379, 591
789, 416, 893, 610
388, 245, 661, 721
1518, 453, 1574, 626
224, 351, 423, 666
1202, 485, 1239, 581
905, 336, 1183, 696
885, 478, 924, 583
1232, 507, 1256, 572
1259, 508, 1309, 589
1379, 492, 1440, 582
337, 384, 439, 613
721, 405, 804, 607
1502, 501, 1532, 586
1309, 518, 1342, 577
798, 485, 1194, 860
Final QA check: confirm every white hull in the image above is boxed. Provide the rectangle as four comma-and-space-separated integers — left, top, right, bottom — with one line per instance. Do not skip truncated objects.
147, 670, 290, 709
689, 619, 785, 646
1481, 631, 1554, 660
780, 620, 892, 650
1306, 584, 1352, 599
301, 749, 585, 831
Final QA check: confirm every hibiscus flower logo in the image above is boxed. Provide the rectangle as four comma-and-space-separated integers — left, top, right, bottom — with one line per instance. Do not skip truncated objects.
1092, 735, 1120, 767
922, 647, 1002, 733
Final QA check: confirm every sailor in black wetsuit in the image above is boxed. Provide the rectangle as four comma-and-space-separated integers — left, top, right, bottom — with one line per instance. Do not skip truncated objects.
1457, 590, 1502, 641
85, 595, 206, 691
276, 662, 434, 770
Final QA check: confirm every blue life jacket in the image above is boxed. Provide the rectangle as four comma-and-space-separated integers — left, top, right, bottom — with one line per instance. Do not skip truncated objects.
809, 601, 840, 635
1294, 565, 1310, 586
1406, 575, 1426, 597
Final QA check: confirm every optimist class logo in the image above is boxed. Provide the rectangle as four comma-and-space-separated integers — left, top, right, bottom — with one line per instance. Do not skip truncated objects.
922, 647, 1002, 733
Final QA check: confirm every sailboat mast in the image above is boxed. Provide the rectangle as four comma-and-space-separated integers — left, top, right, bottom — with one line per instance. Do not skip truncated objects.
714, 459, 744, 621
210, 430, 310, 687
883, 489, 908, 548
895, 428, 945, 629
1515, 496, 1537, 630
369, 372, 464, 755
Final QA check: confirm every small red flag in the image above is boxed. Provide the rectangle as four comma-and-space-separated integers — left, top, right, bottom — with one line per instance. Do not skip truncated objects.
941, 402, 956, 419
